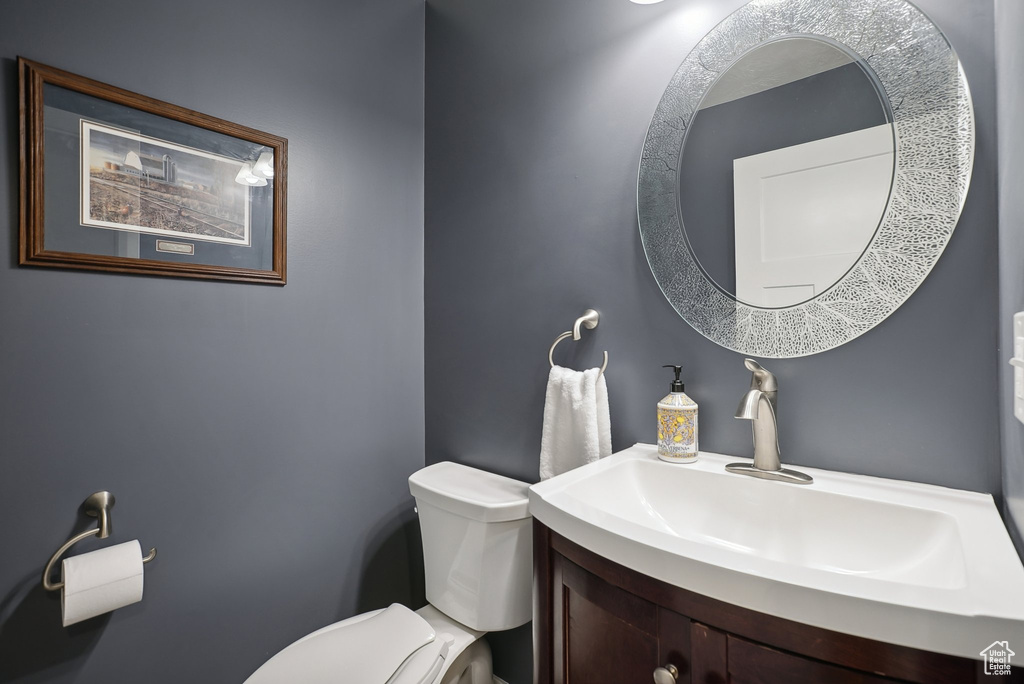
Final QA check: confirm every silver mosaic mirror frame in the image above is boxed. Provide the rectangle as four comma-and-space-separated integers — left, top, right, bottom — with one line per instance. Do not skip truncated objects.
638, 0, 974, 358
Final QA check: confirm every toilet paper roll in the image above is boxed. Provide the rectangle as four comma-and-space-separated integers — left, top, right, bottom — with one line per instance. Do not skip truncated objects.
61, 540, 144, 627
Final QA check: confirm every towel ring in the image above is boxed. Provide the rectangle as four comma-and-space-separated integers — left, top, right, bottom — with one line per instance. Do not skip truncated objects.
548, 309, 608, 377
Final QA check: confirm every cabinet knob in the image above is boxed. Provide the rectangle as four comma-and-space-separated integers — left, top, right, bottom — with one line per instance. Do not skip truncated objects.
653, 663, 679, 684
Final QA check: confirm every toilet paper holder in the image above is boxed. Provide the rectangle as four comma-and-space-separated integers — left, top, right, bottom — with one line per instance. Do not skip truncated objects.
42, 491, 157, 591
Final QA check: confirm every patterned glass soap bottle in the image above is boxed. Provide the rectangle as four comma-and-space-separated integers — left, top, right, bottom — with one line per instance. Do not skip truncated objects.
658, 365, 698, 463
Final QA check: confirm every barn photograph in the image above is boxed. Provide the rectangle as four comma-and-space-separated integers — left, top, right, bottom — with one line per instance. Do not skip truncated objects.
81, 121, 251, 246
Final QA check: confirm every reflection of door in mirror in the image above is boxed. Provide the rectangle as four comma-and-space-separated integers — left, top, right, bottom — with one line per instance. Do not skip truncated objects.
733, 124, 893, 308
678, 37, 894, 308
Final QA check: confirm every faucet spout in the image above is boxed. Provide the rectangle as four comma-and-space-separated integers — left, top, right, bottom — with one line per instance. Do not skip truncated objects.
735, 389, 762, 420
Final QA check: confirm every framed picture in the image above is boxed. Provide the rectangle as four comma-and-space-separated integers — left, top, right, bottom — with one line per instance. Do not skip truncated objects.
19, 57, 287, 284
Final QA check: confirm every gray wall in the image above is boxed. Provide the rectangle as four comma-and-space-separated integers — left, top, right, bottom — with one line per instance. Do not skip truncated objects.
0, 1, 425, 683
997, 0, 1024, 552
424, 1, 998, 681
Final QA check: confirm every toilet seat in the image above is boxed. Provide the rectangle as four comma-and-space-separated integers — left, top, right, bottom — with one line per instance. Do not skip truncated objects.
244, 604, 448, 684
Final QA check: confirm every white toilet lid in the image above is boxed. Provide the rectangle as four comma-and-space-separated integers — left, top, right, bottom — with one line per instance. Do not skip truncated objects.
245, 604, 442, 684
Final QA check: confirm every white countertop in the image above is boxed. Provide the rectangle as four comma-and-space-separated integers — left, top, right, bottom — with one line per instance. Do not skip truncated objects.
528, 444, 1024, 660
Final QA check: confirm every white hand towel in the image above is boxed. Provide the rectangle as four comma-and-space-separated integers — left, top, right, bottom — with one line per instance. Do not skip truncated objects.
540, 365, 612, 480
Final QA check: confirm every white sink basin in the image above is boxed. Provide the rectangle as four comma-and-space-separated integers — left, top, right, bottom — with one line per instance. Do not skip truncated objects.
528, 444, 1024, 660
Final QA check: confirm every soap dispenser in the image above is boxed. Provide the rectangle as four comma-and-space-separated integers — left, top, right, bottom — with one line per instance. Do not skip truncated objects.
658, 365, 698, 464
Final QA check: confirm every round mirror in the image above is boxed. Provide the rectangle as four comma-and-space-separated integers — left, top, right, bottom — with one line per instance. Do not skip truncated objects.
679, 37, 894, 309
638, 0, 974, 358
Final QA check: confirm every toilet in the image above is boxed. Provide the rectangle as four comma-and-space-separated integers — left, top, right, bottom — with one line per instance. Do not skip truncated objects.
245, 461, 532, 684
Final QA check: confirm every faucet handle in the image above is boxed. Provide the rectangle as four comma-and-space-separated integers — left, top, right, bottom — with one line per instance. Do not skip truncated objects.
744, 358, 777, 391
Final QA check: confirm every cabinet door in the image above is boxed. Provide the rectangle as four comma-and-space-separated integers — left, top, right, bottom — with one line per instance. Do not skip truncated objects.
690, 621, 727, 684
658, 609, 693, 684
554, 554, 661, 684
727, 635, 901, 684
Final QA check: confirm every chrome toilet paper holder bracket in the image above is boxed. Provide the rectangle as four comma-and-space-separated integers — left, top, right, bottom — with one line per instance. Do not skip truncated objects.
42, 491, 157, 591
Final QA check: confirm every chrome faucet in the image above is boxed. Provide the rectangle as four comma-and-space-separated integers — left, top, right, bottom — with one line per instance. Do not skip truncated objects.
726, 359, 813, 485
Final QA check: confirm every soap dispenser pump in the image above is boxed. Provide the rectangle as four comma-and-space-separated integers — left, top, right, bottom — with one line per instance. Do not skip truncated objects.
658, 365, 698, 464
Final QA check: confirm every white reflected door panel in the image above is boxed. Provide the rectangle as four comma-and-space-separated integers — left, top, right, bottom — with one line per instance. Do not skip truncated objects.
733, 123, 894, 308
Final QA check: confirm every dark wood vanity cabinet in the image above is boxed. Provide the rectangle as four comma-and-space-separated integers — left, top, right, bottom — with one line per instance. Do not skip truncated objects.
534, 521, 1022, 684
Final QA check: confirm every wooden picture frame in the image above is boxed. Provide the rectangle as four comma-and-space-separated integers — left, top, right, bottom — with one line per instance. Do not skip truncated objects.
19, 57, 287, 284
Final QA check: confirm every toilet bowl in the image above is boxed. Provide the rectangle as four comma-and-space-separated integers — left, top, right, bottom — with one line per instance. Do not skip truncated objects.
244, 461, 532, 684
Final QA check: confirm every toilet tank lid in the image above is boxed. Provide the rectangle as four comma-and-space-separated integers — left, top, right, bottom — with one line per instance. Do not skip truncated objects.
409, 462, 531, 523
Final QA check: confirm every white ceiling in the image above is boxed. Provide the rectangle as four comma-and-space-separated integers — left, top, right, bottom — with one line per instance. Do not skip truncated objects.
699, 39, 856, 109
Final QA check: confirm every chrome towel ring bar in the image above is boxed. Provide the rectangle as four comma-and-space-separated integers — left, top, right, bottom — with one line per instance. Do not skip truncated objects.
548, 308, 608, 377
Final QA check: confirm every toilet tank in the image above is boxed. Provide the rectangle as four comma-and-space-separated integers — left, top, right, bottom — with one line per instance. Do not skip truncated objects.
408, 462, 532, 632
